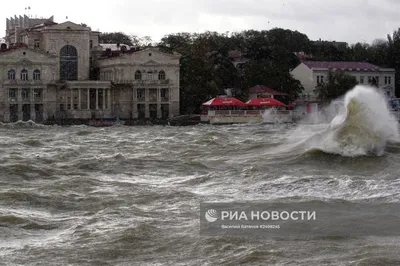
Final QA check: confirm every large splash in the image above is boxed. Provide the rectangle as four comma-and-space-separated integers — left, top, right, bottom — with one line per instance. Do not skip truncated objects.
306, 85, 400, 156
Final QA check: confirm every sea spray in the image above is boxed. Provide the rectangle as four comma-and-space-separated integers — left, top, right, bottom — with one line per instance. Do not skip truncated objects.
265, 85, 400, 157
313, 85, 399, 156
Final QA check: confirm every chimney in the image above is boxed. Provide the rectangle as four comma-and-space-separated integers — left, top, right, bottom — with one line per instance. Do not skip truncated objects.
14, 26, 19, 44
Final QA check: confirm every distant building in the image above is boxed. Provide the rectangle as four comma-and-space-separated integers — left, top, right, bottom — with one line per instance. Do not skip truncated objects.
228, 50, 249, 68
290, 61, 396, 100
0, 14, 181, 123
99, 43, 132, 51
312, 39, 348, 51
248, 85, 288, 99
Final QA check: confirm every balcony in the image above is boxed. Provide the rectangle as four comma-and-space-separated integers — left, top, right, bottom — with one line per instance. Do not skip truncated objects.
133, 79, 170, 85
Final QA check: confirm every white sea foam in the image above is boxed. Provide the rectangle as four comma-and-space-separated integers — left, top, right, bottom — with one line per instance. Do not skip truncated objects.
307, 85, 400, 156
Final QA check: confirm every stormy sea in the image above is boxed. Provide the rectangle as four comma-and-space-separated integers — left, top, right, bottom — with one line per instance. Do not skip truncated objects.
1, 85, 400, 265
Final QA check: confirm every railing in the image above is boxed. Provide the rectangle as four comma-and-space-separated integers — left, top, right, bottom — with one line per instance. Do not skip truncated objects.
209, 110, 292, 116
129, 79, 170, 85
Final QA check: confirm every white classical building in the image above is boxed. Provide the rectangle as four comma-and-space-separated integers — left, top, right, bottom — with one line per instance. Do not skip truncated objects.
291, 61, 396, 100
96, 47, 181, 119
0, 15, 181, 123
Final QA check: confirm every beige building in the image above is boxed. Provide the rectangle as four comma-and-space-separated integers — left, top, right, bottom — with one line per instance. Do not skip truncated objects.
96, 48, 180, 119
291, 61, 396, 100
0, 15, 181, 123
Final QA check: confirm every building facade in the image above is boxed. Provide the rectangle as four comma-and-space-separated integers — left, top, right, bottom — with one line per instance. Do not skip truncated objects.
96, 48, 180, 120
0, 15, 181, 123
291, 61, 396, 100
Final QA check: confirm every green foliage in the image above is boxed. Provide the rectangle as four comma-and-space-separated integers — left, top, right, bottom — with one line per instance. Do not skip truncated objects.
314, 70, 358, 101
158, 29, 309, 113
99, 32, 134, 46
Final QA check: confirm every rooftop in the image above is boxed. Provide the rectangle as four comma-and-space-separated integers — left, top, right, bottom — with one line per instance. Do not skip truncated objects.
99, 43, 132, 51
248, 85, 288, 95
302, 61, 381, 71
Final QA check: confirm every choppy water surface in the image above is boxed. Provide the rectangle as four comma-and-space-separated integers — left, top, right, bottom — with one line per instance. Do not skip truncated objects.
0, 121, 400, 266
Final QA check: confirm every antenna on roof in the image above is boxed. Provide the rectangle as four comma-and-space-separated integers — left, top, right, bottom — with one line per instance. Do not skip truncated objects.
66, 16, 68, 20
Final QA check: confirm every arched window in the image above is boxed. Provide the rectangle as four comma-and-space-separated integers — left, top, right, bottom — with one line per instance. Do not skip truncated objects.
158, 70, 166, 80
8, 69, 15, 80
135, 70, 142, 80
60, 45, 78, 81
21, 69, 28, 81
33, 69, 41, 80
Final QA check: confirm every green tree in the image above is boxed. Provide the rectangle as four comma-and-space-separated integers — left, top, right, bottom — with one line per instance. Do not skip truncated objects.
99, 32, 134, 46
314, 70, 358, 101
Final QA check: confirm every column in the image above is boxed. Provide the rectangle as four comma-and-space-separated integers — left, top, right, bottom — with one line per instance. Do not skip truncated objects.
87, 88, 90, 110
18, 103, 22, 121
65, 89, 68, 109
78, 88, 81, 110
102, 89, 106, 110
4, 105, 10, 122
70, 88, 73, 110
157, 104, 161, 119
108, 89, 111, 110
133, 88, 138, 118
145, 104, 150, 119
96, 89, 99, 110
30, 102, 36, 121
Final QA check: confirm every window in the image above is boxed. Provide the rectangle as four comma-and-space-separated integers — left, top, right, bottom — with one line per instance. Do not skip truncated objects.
60, 104, 65, 111
33, 69, 41, 80
375, 76, 379, 85
33, 88, 42, 99
34, 39, 40, 48
22, 88, 30, 99
316, 75, 324, 84
160, 88, 166, 98
21, 69, 28, 80
90, 40, 93, 49
60, 45, 78, 81
8, 69, 15, 80
135, 70, 142, 80
368, 76, 372, 83
146, 73, 154, 80
360, 76, 364, 84
158, 70, 166, 80
73, 104, 78, 109
137, 88, 145, 100
385, 76, 392, 85
8, 88, 17, 99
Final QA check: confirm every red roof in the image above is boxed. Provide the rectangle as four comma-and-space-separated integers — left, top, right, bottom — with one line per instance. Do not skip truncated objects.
246, 98, 286, 107
248, 85, 288, 95
302, 61, 380, 71
202, 97, 246, 106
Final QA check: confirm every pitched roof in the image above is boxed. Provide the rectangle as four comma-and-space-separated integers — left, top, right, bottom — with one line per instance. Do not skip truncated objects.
202, 97, 246, 106
248, 85, 288, 95
302, 61, 380, 71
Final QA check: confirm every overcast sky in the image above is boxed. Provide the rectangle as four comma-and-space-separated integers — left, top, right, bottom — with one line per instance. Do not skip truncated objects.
1, 0, 399, 44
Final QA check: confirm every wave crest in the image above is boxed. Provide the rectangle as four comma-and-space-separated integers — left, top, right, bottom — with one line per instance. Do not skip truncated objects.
306, 86, 399, 157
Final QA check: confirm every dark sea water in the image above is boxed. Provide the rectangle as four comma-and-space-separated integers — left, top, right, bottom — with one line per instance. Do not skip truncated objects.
1, 119, 400, 265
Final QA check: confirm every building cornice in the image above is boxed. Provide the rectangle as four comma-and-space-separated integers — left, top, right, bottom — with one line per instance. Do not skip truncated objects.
97, 62, 179, 68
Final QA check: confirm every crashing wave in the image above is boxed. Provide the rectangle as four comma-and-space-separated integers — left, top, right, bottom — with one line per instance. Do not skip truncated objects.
305, 85, 400, 157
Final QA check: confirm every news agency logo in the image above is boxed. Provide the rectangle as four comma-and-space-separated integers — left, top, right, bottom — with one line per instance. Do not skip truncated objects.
205, 209, 218, 222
